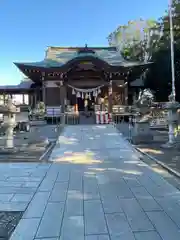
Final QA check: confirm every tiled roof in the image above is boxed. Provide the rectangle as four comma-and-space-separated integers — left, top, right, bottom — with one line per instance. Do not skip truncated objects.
15, 46, 151, 68
130, 78, 144, 87
46, 47, 124, 66
0, 80, 33, 89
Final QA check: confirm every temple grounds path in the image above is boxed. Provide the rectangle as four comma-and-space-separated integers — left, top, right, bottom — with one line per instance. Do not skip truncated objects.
7, 124, 180, 239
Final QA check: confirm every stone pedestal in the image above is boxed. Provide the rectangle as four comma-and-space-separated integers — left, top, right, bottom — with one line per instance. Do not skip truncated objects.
131, 120, 153, 144
162, 101, 180, 148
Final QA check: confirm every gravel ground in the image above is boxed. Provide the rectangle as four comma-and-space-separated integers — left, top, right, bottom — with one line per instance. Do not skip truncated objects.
0, 124, 61, 162
0, 211, 23, 240
137, 143, 180, 176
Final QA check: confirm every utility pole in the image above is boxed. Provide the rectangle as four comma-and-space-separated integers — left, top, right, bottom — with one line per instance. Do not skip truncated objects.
169, 0, 176, 101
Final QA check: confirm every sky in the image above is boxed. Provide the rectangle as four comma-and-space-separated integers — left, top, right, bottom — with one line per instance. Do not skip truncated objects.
0, 0, 168, 85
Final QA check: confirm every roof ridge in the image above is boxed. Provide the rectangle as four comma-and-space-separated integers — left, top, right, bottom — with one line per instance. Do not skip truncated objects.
47, 46, 117, 51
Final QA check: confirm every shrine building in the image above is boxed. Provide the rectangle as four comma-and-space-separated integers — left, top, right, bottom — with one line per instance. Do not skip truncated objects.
0, 45, 150, 113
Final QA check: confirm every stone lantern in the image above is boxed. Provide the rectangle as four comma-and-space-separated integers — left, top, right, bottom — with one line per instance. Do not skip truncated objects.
162, 95, 180, 148
0, 98, 17, 149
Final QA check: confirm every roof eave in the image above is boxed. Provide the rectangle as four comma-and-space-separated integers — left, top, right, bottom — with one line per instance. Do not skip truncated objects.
14, 62, 49, 71
119, 61, 153, 68
13, 60, 153, 74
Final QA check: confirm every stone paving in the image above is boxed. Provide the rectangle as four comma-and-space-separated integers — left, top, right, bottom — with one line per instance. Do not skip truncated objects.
0, 163, 51, 211
4, 124, 180, 239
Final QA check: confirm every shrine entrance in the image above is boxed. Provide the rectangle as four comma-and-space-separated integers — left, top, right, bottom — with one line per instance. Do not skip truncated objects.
76, 97, 94, 112
65, 81, 111, 125
64, 58, 111, 125
76, 97, 96, 125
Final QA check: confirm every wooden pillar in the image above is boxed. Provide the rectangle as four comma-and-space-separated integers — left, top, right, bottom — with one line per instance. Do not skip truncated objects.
42, 73, 46, 105
60, 84, 67, 113
34, 91, 37, 107
37, 88, 41, 102
124, 85, 128, 105
22, 94, 25, 104
3, 93, 5, 104
31, 94, 33, 107
59, 84, 61, 110
28, 94, 32, 107
42, 82, 46, 105
108, 80, 113, 113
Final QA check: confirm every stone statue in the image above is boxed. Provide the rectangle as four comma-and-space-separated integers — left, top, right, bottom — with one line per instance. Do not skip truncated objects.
131, 89, 154, 144
168, 93, 175, 102
135, 89, 154, 109
134, 89, 154, 121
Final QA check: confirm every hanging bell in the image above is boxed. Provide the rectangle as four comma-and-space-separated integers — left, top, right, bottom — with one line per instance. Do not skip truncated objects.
72, 88, 76, 95
76, 92, 81, 98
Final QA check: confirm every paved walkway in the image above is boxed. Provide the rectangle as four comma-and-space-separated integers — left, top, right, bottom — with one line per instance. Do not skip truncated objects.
8, 125, 180, 239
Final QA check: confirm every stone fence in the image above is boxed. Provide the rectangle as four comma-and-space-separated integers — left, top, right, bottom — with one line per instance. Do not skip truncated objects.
112, 103, 180, 129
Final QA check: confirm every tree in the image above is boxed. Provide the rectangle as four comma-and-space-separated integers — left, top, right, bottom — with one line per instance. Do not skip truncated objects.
107, 19, 161, 61
145, 0, 180, 101
108, 5, 180, 101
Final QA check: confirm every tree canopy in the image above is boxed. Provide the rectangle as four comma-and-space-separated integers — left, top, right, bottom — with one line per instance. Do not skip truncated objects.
108, 1, 180, 102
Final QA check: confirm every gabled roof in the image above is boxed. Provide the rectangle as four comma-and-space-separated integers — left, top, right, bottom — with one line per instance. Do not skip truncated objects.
14, 46, 152, 69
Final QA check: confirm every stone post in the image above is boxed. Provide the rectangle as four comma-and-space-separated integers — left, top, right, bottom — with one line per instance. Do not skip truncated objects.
131, 110, 153, 144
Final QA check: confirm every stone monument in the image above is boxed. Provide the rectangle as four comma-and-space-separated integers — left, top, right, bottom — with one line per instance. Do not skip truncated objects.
0, 99, 17, 149
131, 89, 154, 144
